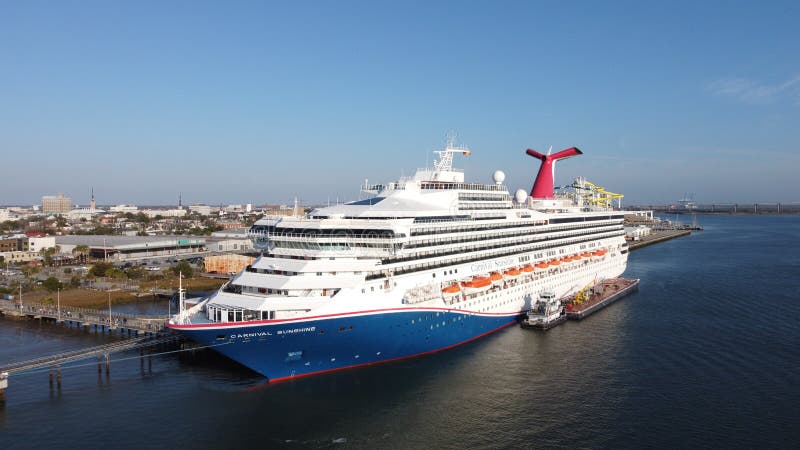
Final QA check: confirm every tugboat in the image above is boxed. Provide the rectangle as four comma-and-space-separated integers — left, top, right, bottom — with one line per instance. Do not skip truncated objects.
521, 291, 567, 330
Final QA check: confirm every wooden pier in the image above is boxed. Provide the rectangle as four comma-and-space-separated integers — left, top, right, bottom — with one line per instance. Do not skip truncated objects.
0, 301, 169, 336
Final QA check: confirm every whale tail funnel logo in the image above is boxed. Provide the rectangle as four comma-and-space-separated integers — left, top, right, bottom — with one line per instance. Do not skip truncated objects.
526, 147, 583, 199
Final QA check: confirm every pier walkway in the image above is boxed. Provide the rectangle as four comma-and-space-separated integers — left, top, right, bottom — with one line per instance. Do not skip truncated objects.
0, 301, 169, 336
0, 333, 180, 375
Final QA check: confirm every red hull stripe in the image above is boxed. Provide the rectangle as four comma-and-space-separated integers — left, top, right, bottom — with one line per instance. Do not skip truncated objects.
267, 320, 517, 384
168, 306, 522, 330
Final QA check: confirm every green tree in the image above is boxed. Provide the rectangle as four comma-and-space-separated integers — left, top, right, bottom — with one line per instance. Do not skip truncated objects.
125, 265, 146, 280
69, 275, 82, 288
105, 267, 127, 279
169, 261, 194, 278
21, 265, 39, 278
43, 276, 63, 292
89, 261, 114, 277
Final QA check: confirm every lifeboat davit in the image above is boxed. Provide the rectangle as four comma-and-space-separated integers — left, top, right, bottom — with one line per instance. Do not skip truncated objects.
461, 276, 492, 294
504, 268, 521, 279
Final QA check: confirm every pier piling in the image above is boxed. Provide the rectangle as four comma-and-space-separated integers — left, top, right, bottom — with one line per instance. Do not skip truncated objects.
0, 372, 7, 404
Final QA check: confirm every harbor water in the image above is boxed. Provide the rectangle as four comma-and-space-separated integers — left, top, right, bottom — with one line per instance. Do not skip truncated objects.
1, 214, 798, 448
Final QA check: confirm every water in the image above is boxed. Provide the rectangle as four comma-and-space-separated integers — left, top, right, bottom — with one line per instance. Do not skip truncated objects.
1, 215, 799, 448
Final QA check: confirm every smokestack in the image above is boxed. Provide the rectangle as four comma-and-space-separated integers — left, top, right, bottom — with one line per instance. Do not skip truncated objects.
526, 147, 583, 199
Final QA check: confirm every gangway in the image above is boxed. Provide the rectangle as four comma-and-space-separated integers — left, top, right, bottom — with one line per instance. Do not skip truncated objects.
0, 334, 181, 375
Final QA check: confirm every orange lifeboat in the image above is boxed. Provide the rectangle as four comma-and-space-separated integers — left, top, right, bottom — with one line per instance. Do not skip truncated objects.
442, 284, 461, 294
581, 252, 593, 258
504, 268, 521, 278
522, 264, 534, 273
461, 276, 492, 294
549, 259, 561, 266
534, 262, 549, 271
489, 271, 504, 285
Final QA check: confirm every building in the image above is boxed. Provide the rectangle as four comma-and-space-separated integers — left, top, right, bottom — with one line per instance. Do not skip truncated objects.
67, 208, 106, 221
0, 209, 9, 222
208, 228, 253, 253
204, 254, 254, 274
625, 225, 652, 241
56, 235, 206, 261
141, 208, 187, 218
189, 205, 212, 216
0, 251, 38, 263
109, 205, 139, 213
28, 236, 57, 254
0, 236, 26, 252
42, 194, 73, 214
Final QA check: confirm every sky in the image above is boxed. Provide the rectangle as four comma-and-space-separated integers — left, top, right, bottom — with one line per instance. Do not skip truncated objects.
1, 0, 799, 207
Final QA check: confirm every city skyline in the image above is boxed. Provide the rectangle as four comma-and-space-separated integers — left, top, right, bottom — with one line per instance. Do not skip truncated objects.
2, 1, 799, 206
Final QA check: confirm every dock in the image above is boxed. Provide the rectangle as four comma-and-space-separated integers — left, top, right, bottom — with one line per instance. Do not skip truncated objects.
565, 277, 639, 320
0, 301, 168, 336
628, 229, 691, 251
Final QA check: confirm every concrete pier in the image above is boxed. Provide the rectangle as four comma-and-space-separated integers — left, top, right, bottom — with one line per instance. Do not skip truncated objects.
628, 229, 691, 251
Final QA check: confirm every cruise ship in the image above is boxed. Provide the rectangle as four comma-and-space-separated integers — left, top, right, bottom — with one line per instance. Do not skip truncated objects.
168, 141, 630, 381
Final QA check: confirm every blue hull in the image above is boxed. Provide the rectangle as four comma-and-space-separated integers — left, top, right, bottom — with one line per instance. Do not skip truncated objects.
172, 309, 521, 381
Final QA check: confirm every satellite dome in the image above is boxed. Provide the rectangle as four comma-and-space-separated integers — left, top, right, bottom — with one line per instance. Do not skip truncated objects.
492, 170, 506, 184
515, 189, 528, 204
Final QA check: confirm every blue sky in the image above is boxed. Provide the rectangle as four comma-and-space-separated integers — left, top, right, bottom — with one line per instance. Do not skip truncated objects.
1, 0, 799, 206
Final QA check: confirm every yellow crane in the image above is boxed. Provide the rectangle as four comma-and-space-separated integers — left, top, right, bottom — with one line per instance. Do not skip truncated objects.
572, 279, 596, 306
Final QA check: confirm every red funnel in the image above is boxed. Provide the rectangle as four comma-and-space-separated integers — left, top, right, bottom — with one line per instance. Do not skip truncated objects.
526, 147, 582, 199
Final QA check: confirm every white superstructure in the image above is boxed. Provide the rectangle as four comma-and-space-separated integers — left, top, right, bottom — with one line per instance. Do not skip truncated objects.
175, 141, 629, 327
